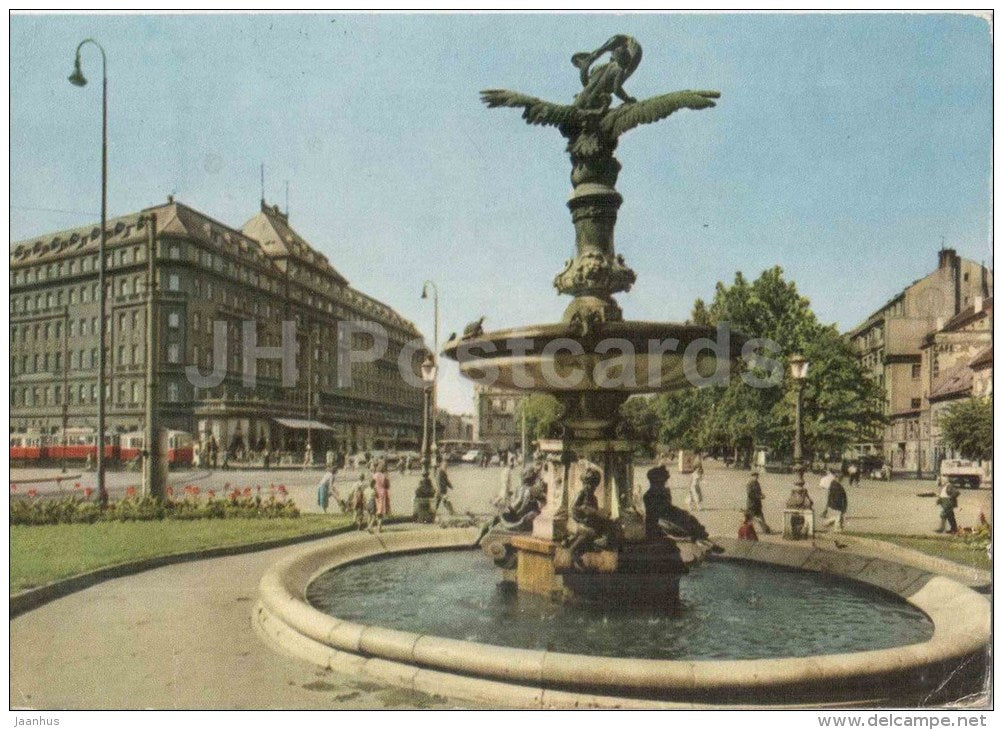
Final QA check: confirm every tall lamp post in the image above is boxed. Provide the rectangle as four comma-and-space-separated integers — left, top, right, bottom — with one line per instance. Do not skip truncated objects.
69, 39, 109, 508
783, 354, 813, 539
413, 353, 438, 523
421, 281, 439, 457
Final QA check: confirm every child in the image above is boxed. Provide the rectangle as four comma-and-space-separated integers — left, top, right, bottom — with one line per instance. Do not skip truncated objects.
350, 478, 367, 531
738, 511, 758, 541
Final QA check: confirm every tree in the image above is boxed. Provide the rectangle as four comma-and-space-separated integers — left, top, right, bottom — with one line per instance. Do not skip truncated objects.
619, 396, 661, 453
677, 267, 885, 461
514, 394, 563, 442
939, 397, 993, 462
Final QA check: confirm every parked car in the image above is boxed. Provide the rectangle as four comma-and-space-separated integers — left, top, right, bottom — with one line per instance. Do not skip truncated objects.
940, 459, 983, 489
460, 449, 483, 464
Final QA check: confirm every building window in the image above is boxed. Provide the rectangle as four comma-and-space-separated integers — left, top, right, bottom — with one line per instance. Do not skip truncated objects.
131, 382, 141, 403
168, 343, 180, 363
117, 382, 126, 403
911, 398, 921, 410
167, 382, 180, 402
168, 311, 180, 328
169, 244, 180, 260
118, 345, 127, 365
132, 344, 141, 365
911, 364, 921, 378
168, 274, 180, 291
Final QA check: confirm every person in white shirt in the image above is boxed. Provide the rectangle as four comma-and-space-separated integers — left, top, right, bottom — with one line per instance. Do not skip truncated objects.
687, 461, 704, 511
819, 469, 836, 518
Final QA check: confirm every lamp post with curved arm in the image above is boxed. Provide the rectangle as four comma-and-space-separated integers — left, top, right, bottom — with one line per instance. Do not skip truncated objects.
68, 38, 109, 508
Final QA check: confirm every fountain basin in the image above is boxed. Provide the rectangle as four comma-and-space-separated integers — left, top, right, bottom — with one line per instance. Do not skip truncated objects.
254, 528, 989, 708
442, 321, 746, 394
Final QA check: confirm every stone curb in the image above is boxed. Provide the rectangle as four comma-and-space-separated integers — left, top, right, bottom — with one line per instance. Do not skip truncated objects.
258, 529, 990, 707
9, 516, 410, 619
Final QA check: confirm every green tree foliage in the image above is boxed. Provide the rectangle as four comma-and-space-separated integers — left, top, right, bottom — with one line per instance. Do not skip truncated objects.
668, 267, 885, 460
619, 396, 661, 453
939, 397, 993, 461
515, 394, 564, 441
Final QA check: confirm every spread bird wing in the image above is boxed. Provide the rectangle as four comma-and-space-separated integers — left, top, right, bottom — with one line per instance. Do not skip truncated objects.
602, 90, 720, 138
480, 89, 577, 128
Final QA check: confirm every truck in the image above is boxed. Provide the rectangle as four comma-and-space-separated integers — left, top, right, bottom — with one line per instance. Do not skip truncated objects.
939, 459, 984, 489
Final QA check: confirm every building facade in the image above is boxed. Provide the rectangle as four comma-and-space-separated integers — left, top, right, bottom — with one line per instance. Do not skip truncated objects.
9, 198, 425, 457
847, 249, 992, 475
922, 298, 992, 470
474, 384, 524, 451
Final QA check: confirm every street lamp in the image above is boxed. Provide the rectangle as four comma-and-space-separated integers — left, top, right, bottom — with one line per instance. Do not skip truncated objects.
69, 38, 109, 508
421, 281, 439, 456
784, 354, 813, 539
413, 353, 438, 523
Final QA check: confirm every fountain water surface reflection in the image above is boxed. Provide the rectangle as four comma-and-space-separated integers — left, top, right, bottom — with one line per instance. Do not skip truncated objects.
306, 549, 933, 661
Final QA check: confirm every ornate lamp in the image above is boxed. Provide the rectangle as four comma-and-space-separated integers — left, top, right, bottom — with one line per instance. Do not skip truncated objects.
783, 354, 814, 540
413, 353, 438, 522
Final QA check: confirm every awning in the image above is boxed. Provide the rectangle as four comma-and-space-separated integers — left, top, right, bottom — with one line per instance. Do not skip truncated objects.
273, 418, 335, 431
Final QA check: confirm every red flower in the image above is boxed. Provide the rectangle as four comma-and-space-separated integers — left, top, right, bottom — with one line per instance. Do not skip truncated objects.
74, 482, 82, 490
207, 489, 216, 498
84, 487, 94, 498
243, 487, 252, 497
126, 486, 137, 497
27, 488, 38, 498
278, 485, 288, 494
10, 485, 17, 493
166, 486, 174, 497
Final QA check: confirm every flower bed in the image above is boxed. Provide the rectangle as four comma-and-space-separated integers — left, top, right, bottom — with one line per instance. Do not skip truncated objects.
9, 483, 299, 525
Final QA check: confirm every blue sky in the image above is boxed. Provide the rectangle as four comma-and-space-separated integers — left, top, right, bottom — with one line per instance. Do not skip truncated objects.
10, 12, 992, 413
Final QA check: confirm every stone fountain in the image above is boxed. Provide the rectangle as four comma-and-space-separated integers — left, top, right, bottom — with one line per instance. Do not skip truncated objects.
444, 35, 743, 603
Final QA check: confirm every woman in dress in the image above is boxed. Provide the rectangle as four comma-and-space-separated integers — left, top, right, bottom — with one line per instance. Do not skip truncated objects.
372, 462, 391, 533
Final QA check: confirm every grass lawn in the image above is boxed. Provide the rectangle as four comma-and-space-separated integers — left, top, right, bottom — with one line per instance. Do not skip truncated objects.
10, 514, 352, 594
852, 532, 991, 572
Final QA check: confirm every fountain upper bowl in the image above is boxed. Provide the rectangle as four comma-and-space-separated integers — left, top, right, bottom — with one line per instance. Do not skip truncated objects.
442, 320, 747, 394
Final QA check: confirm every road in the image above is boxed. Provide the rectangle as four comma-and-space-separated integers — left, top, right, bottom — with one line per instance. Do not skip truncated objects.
11, 459, 992, 537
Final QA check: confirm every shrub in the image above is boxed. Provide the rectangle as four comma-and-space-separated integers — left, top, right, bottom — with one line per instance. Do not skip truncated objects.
9, 489, 300, 526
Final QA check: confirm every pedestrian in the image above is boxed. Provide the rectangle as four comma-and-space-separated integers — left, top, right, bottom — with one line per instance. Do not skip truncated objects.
304, 444, 313, 467
745, 470, 772, 535
935, 478, 959, 534
821, 477, 847, 532
192, 440, 202, 470
819, 469, 836, 518
847, 462, 860, 487
325, 449, 335, 470
372, 462, 391, 532
434, 459, 456, 517
738, 511, 759, 541
495, 461, 514, 509
688, 460, 704, 511
364, 476, 378, 531
207, 435, 219, 470
350, 479, 367, 531
316, 467, 344, 514
262, 445, 270, 470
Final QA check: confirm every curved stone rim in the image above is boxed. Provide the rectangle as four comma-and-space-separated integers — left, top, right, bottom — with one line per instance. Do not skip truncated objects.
255, 527, 989, 707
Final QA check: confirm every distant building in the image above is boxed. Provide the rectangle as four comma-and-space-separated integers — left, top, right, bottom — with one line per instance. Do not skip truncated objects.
847, 249, 992, 475
922, 297, 992, 469
474, 384, 524, 452
437, 410, 475, 442
9, 198, 425, 456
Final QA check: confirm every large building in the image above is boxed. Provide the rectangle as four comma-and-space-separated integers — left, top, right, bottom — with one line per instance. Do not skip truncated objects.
9, 197, 426, 456
847, 249, 992, 475
922, 298, 992, 470
474, 384, 524, 451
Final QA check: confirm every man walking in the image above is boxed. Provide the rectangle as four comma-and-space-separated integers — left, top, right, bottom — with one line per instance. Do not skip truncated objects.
745, 470, 772, 535
688, 460, 704, 511
821, 476, 847, 532
434, 459, 456, 517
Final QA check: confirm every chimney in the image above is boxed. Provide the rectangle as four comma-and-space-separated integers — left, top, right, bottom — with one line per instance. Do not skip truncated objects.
938, 248, 957, 270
